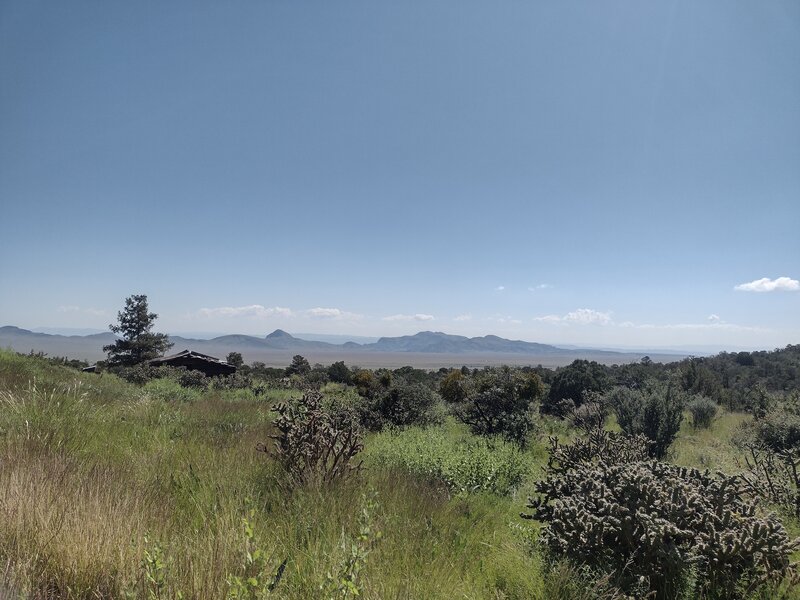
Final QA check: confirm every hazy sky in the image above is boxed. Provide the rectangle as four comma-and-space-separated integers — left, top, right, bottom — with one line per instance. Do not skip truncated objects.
1, 1, 798, 350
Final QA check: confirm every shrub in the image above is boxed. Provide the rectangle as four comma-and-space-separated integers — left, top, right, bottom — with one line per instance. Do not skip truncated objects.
211, 372, 253, 390
687, 395, 717, 429
454, 367, 543, 445
352, 374, 444, 431
351, 370, 374, 393
747, 393, 800, 452
524, 432, 800, 599
609, 383, 684, 458
225, 352, 244, 369
366, 425, 528, 496
737, 393, 800, 518
543, 360, 609, 416
569, 392, 608, 434
373, 382, 442, 429
114, 364, 181, 385
439, 370, 467, 404
178, 369, 208, 390
304, 366, 330, 388
260, 391, 363, 485
327, 361, 352, 385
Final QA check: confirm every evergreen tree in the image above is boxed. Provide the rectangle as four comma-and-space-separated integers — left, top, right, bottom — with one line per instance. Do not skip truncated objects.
285, 354, 311, 376
103, 294, 172, 366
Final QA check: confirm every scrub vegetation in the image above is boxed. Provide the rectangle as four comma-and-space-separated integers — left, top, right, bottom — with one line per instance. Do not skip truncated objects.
1, 340, 800, 599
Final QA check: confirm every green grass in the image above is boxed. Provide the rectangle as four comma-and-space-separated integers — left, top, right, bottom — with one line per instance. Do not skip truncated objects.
669, 409, 751, 473
1, 349, 798, 599
0, 351, 546, 599
364, 419, 544, 496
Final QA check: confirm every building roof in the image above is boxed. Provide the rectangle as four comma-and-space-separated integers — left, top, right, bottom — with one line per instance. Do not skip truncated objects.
149, 349, 236, 375
152, 349, 230, 364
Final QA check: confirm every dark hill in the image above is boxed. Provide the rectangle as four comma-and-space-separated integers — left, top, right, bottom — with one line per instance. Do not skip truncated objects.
265, 329, 293, 339
365, 331, 566, 354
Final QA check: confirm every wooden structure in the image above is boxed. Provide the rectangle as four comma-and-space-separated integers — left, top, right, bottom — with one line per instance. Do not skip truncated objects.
149, 349, 236, 377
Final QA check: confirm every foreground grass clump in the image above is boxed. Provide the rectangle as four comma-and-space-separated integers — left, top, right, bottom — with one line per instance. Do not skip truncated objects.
364, 421, 534, 496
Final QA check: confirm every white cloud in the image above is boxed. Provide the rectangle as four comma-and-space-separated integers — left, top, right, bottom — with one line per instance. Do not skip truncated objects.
735, 277, 799, 293
528, 284, 553, 291
305, 307, 362, 320
382, 313, 435, 322
196, 305, 294, 319
533, 314, 562, 324
454, 313, 472, 321
495, 286, 505, 291
490, 315, 522, 324
707, 314, 722, 323
535, 308, 612, 325
565, 309, 612, 325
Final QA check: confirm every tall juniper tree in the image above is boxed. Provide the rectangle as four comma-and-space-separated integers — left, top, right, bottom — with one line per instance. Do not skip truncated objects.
103, 294, 172, 366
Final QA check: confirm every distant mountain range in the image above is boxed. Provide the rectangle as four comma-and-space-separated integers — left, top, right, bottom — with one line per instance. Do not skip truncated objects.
135, 328, 595, 355
0, 326, 687, 368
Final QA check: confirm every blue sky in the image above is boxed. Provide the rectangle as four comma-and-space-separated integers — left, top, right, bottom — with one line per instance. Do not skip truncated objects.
1, 1, 798, 350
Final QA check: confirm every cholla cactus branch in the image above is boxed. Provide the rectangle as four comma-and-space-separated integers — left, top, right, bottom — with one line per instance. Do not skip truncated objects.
260, 391, 363, 485
740, 443, 800, 518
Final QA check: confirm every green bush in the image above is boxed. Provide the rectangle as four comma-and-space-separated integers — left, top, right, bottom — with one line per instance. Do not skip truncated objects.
366, 425, 529, 496
326, 361, 353, 385
687, 395, 717, 429
354, 378, 444, 431
524, 431, 800, 599
543, 360, 609, 416
114, 364, 181, 385
747, 392, 800, 452
439, 370, 467, 404
178, 369, 208, 390
211, 372, 252, 390
142, 378, 202, 403
609, 383, 684, 458
736, 393, 800, 517
453, 367, 543, 445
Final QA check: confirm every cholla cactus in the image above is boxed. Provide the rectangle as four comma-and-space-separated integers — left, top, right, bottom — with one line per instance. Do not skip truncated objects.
523, 431, 799, 599
740, 443, 800, 518
259, 391, 363, 485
